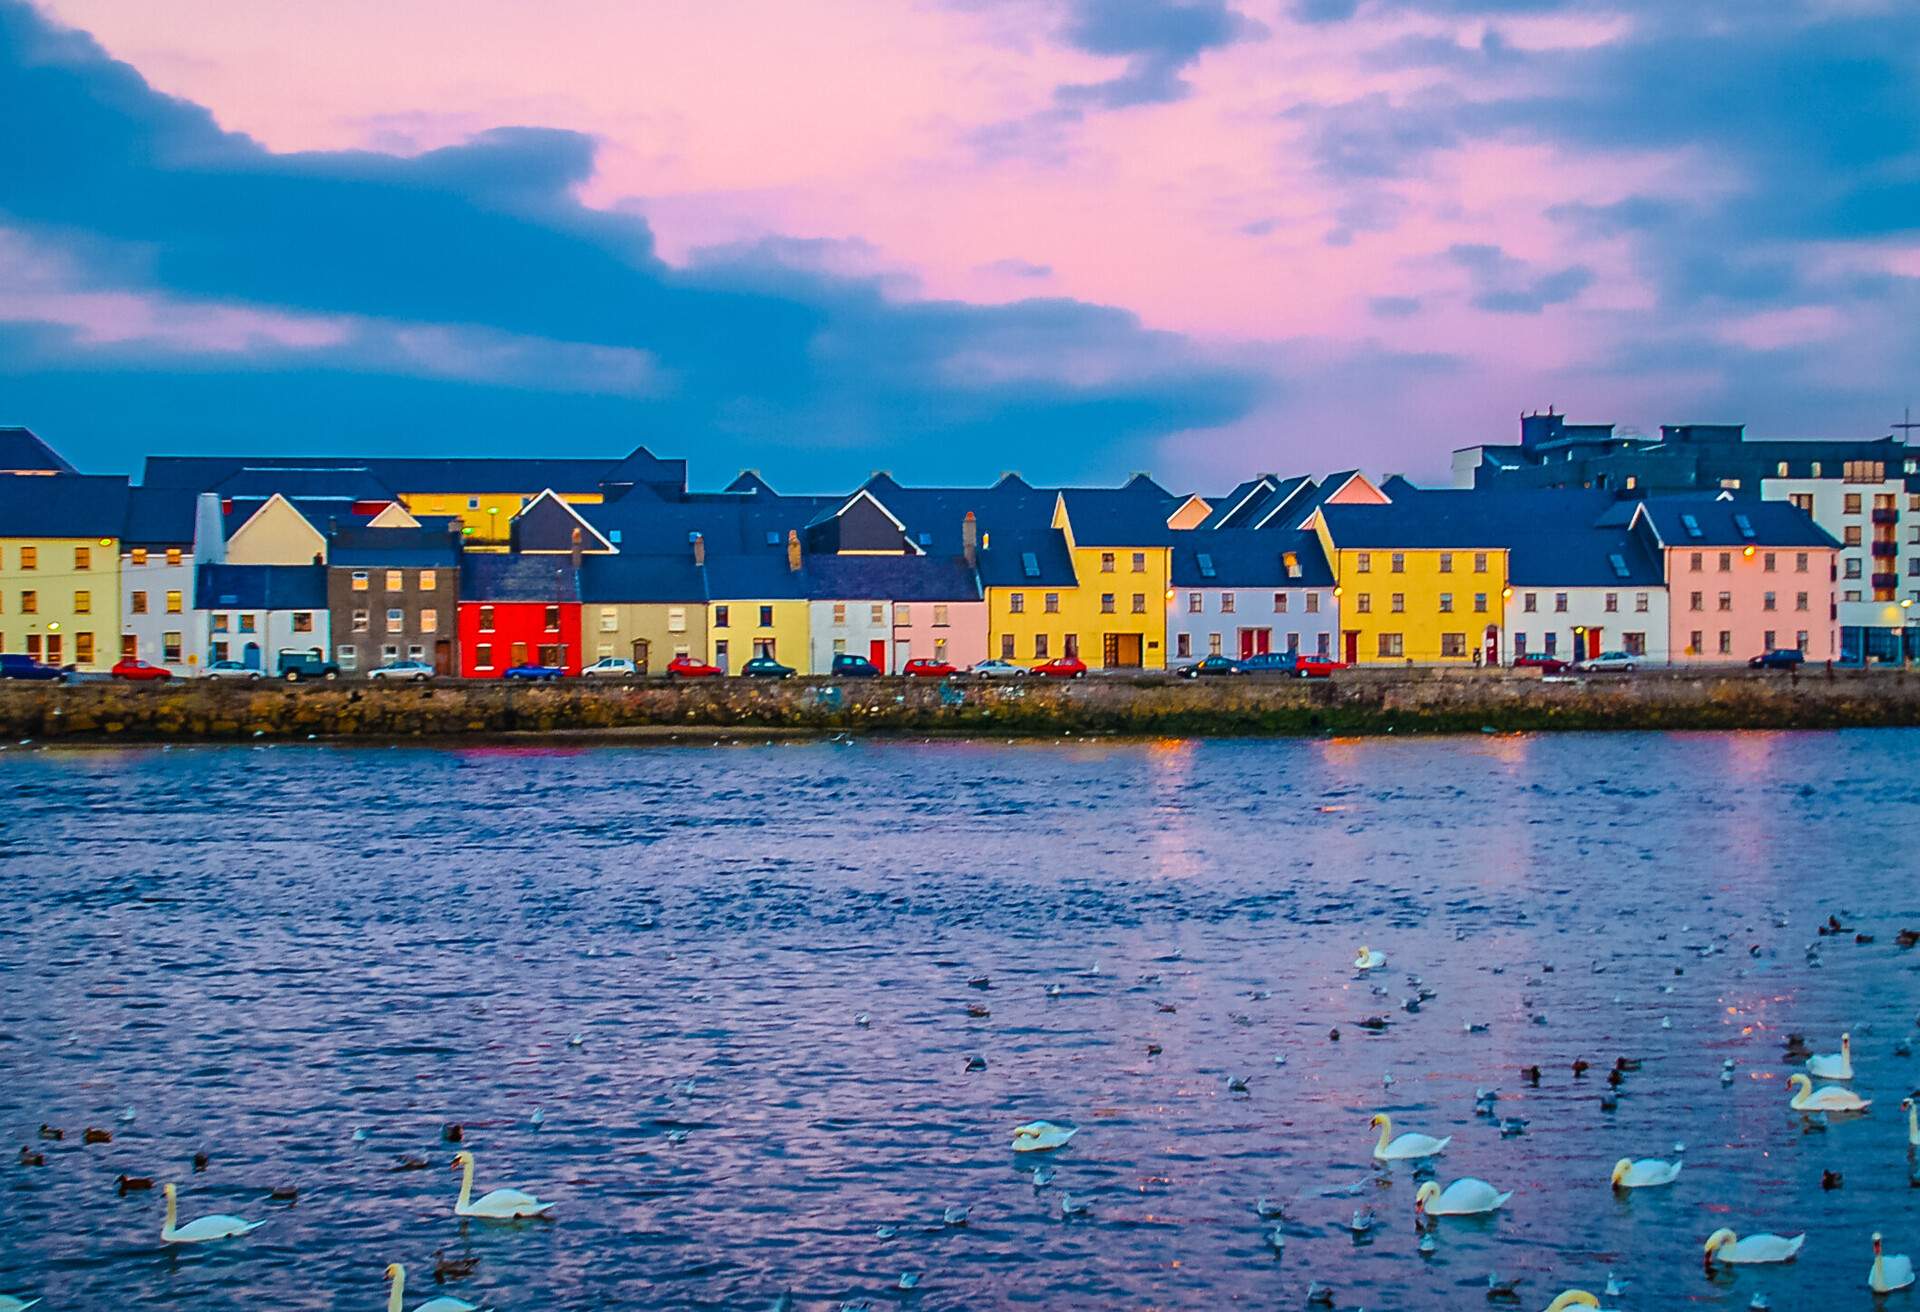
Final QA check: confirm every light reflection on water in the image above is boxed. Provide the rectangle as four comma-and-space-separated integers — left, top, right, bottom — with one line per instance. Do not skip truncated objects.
2, 731, 1919, 1311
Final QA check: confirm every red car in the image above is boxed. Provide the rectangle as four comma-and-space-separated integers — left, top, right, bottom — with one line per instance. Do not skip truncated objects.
1513, 653, 1570, 674
1292, 655, 1348, 679
666, 653, 723, 678
1031, 655, 1089, 679
110, 657, 173, 681
901, 658, 958, 678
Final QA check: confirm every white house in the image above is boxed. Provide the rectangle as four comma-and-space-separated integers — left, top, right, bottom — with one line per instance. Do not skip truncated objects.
1166, 532, 1339, 663
119, 487, 203, 673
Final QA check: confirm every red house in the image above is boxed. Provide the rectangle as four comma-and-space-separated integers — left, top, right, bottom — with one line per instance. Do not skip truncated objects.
457, 554, 583, 676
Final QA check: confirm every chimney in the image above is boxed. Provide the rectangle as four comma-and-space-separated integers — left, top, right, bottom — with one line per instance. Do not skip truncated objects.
692, 532, 706, 566
570, 525, 583, 571
962, 511, 978, 568
786, 529, 801, 573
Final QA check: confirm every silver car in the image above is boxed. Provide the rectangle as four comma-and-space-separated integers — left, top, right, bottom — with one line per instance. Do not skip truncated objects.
581, 657, 639, 679
367, 659, 435, 682
1575, 650, 1639, 673
202, 660, 262, 682
969, 659, 1028, 679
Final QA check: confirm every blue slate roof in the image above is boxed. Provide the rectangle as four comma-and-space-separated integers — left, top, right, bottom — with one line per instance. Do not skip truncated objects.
1433, 489, 1665, 586
977, 528, 1077, 587
1201, 475, 1314, 530
215, 466, 395, 500
457, 553, 582, 602
1318, 495, 1513, 549
326, 523, 462, 567
0, 427, 77, 475
143, 454, 631, 494
120, 485, 198, 547
0, 474, 130, 538
801, 553, 981, 602
579, 555, 708, 603
1170, 531, 1335, 588
195, 563, 328, 610
1056, 478, 1181, 545
704, 553, 809, 600
1633, 494, 1840, 549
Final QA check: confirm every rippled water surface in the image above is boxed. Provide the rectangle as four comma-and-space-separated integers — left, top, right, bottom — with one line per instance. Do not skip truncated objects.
5, 732, 1920, 1311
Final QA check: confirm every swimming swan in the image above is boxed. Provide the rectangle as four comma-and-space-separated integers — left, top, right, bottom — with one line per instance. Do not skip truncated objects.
1011, 1121, 1077, 1153
1610, 1157, 1682, 1189
1354, 946, 1386, 971
1370, 1113, 1450, 1161
1415, 1177, 1511, 1216
160, 1183, 264, 1244
1541, 1295, 1601, 1312
451, 1150, 553, 1219
385, 1263, 491, 1312
1787, 1073, 1869, 1113
1704, 1228, 1804, 1266
1806, 1033, 1852, 1080
1872, 1233, 1915, 1293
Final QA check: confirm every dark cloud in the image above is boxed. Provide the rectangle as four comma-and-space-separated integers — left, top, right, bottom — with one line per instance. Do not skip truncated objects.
1446, 243, 1591, 314
1286, 91, 1462, 180
1368, 295, 1421, 318
978, 257, 1055, 278
1053, 0, 1265, 109
0, 0, 1266, 485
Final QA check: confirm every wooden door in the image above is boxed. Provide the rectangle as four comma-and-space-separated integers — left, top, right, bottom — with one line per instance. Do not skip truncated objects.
631, 638, 650, 674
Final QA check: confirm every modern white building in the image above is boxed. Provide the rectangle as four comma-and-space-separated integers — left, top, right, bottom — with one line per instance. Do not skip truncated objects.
1760, 473, 1920, 642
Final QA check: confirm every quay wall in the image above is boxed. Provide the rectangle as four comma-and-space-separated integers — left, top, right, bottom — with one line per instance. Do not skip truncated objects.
3, 668, 1920, 742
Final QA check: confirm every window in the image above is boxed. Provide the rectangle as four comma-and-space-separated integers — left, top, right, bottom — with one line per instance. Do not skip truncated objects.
1391, 593, 1404, 613
75, 632, 94, 663
386, 608, 405, 633
162, 632, 182, 663
1132, 552, 1146, 573
1131, 594, 1147, 614
211, 640, 228, 662
1777, 461, 1790, 477
1274, 592, 1288, 613
1604, 593, 1618, 613
1763, 552, 1776, 573
1176, 632, 1192, 658
833, 602, 847, 625
352, 609, 369, 632
1438, 552, 1453, 573
1187, 592, 1203, 613
666, 607, 687, 633
165, 548, 181, 567
1763, 629, 1776, 650
1219, 592, 1235, 613
933, 604, 951, 626
1763, 592, 1776, 612
212, 611, 229, 632
467, 497, 481, 510
870, 604, 885, 625
1845, 493, 1863, 514
131, 548, 148, 567
1797, 630, 1810, 651
1554, 592, 1568, 613
1623, 632, 1645, 656
419, 571, 436, 592
1100, 552, 1115, 573
1523, 592, 1537, 613
1474, 593, 1487, 613
1689, 630, 1702, 655
1440, 633, 1466, 658
293, 612, 314, 633
1208, 632, 1223, 655
1718, 551, 1732, 571
1020, 552, 1040, 579
1377, 632, 1404, 658
131, 591, 149, 615
18, 547, 34, 570
1196, 553, 1217, 579
165, 590, 182, 614
421, 610, 439, 634
599, 608, 617, 633
1635, 592, 1649, 613
546, 605, 563, 630
1544, 633, 1558, 656
238, 614, 257, 634
1718, 591, 1732, 612
1356, 552, 1371, 573
1100, 594, 1115, 614
1796, 552, 1809, 572
1474, 553, 1488, 573
382, 644, 400, 662
1044, 593, 1059, 613
481, 605, 498, 630
832, 637, 847, 655
895, 603, 914, 626
1718, 630, 1732, 655
74, 546, 90, 570
1790, 493, 1813, 513
1681, 515, 1702, 539
1690, 552, 1703, 572
73, 590, 90, 614
1063, 634, 1079, 658
714, 639, 730, 668
385, 570, 403, 591
1437, 593, 1452, 613
1796, 591, 1810, 611
1356, 593, 1372, 614
476, 643, 495, 669
1390, 553, 1405, 573
1689, 591, 1703, 611
758, 605, 774, 627
351, 571, 369, 591
1001, 633, 1016, 659
1010, 594, 1026, 614
1734, 514, 1756, 540
1845, 527, 1863, 547
934, 639, 948, 662
1305, 593, 1320, 614
1034, 634, 1048, 658
1845, 558, 1862, 579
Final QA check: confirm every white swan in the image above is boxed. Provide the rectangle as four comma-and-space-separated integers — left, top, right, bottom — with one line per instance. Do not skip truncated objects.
1370, 1112, 1450, 1161
1807, 1033, 1852, 1080
1872, 1233, 1916, 1294
0, 1296, 44, 1312
385, 1263, 490, 1312
1611, 1157, 1682, 1189
1704, 1228, 1804, 1265
160, 1182, 265, 1244
1788, 1073, 1870, 1113
1354, 946, 1386, 971
1010, 1121, 1077, 1153
1903, 1098, 1919, 1148
1415, 1177, 1511, 1216
451, 1150, 553, 1219
1541, 1295, 1601, 1312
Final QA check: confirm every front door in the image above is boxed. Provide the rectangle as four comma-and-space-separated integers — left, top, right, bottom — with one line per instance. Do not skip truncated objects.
510, 641, 529, 667
1104, 633, 1143, 668
434, 639, 453, 676
1238, 628, 1271, 658
1483, 625, 1500, 665
631, 638, 650, 674
1344, 630, 1360, 664
869, 639, 887, 672
242, 640, 260, 669
1586, 628, 1602, 660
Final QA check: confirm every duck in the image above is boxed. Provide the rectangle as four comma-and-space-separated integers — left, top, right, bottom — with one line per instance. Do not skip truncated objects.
1415, 1177, 1512, 1216
82, 1128, 111, 1144
384, 1262, 490, 1312
451, 1150, 553, 1219
36, 1125, 62, 1141
1807, 1033, 1853, 1080
117, 1173, 154, 1194
1903, 1098, 1920, 1148
160, 1183, 265, 1243
1540, 1296, 1600, 1312
1010, 1121, 1077, 1153
1788, 1073, 1870, 1113
1370, 1113, 1450, 1161
1610, 1157, 1682, 1189
433, 1249, 478, 1282
1704, 1228, 1805, 1266
1354, 946, 1386, 971
1871, 1233, 1916, 1294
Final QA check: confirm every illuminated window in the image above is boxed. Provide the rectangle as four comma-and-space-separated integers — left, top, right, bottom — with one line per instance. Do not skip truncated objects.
74, 547, 91, 570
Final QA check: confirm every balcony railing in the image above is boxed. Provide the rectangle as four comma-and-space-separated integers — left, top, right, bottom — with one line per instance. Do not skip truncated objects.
1873, 508, 1899, 525
1872, 572, 1900, 590
1872, 540, 1899, 558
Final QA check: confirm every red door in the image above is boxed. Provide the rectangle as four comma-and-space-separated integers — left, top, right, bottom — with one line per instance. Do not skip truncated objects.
869, 639, 887, 672
1482, 626, 1499, 665
1344, 631, 1360, 664
1239, 629, 1254, 659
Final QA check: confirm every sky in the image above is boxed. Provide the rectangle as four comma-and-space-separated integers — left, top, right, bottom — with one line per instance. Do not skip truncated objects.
2, 0, 1917, 491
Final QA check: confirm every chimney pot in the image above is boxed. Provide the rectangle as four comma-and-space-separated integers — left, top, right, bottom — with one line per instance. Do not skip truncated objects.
693, 532, 706, 566
962, 511, 978, 568
570, 525, 583, 570
787, 529, 802, 573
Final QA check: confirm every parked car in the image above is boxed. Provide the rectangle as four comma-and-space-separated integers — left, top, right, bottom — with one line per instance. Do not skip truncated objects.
502, 662, 565, 682
1032, 655, 1089, 679
666, 654, 723, 678
1239, 652, 1298, 675
1289, 654, 1349, 679
202, 660, 262, 682
1513, 653, 1571, 674
276, 652, 340, 682
742, 655, 797, 678
831, 652, 881, 678
581, 657, 640, 679
968, 658, 1028, 679
368, 659, 436, 682
1177, 655, 1246, 678
902, 658, 958, 678
0, 653, 66, 681
1575, 651, 1639, 673
110, 657, 172, 681
1750, 648, 1807, 671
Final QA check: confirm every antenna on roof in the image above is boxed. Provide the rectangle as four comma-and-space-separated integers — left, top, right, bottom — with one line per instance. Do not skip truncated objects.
1895, 404, 1918, 442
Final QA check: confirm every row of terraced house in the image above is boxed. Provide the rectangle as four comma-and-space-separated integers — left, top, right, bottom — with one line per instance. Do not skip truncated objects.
8, 415, 1918, 678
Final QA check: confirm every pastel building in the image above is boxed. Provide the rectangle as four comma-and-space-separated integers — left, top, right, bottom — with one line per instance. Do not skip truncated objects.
1167, 531, 1337, 662
119, 487, 201, 672
195, 564, 331, 670
0, 472, 129, 671
580, 553, 708, 672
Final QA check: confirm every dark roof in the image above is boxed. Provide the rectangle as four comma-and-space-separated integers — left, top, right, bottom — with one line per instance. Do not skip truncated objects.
1200, 475, 1315, 530
0, 474, 130, 537
977, 528, 1078, 587
120, 486, 198, 548
325, 523, 462, 568
215, 466, 396, 500
458, 553, 582, 602
704, 553, 809, 601
598, 445, 688, 494
1057, 482, 1181, 545
1415, 489, 1664, 586
1318, 496, 1514, 549
142, 454, 627, 494
1634, 494, 1840, 549
0, 427, 77, 475
1170, 531, 1335, 588
801, 554, 981, 601
195, 563, 328, 610
579, 555, 708, 604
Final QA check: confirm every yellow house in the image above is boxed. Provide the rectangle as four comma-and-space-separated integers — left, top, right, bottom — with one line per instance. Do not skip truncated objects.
1310, 500, 1511, 665
0, 474, 129, 671
1044, 488, 1175, 669
704, 533, 812, 673
401, 489, 604, 549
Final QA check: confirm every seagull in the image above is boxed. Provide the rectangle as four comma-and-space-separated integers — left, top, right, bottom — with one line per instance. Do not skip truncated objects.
942, 1205, 970, 1226
1604, 1272, 1628, 1296
1227, 1075, 1251, 1094
1418, 1231, 1436, 1255
1486, 1272, 1523, 1299
567, 1033, 584, 1048
1046, 984, 1064, 999
1031, 1165, 1055, 1189
855, 1012, 871, 1027
1267, 1227, 1286, 1252
896, 1273, 921, 1291
1307, 1283, 1334, 1305
1061, 1193, 1091, 1218
1255, 1196, 1287, 1219
1349, 1207, 1376, 1236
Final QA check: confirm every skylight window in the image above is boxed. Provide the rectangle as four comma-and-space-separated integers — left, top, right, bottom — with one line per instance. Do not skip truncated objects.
1608, 553, 1630, 579
1681, 514, 1702, 539
918, 532, 932, 546
1733, 513, 1756, 540
765, 530, 780, 546
1197, 552, 1217, 579
1021, 551, 1040, 578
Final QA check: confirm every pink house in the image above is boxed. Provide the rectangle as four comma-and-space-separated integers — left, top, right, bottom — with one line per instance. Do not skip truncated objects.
1631, 494, 1839, 662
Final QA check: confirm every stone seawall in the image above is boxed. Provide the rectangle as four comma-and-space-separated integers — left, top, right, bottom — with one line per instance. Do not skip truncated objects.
3, 668, 1919, 742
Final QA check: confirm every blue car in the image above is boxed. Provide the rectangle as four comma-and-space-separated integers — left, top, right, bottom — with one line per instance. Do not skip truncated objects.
741, 655, 796, 678
831, 653, 880, 678
502, 663, 565, 682
0, 653, 66, 681
1176, 655, 1246, 678
1238, 652, 1298, 674
1749, 648, 1806, 671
